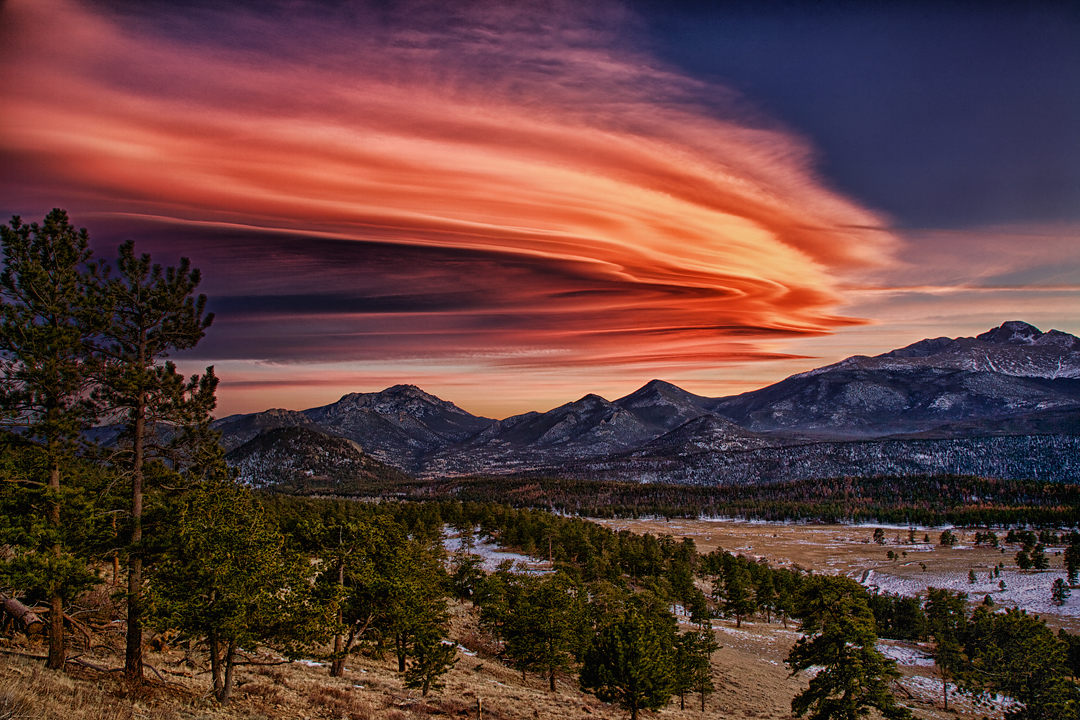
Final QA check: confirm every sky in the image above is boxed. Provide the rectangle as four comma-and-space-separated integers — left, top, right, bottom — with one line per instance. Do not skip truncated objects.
1, 0, 1078, 419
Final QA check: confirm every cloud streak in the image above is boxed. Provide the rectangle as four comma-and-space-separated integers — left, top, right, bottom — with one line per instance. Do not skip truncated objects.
1, 0, 898, 414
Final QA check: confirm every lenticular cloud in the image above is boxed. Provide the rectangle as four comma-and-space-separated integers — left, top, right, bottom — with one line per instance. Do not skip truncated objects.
0, 0, 896, 371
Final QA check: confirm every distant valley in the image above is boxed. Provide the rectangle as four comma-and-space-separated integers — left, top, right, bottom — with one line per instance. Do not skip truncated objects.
217, 321, 1080, 486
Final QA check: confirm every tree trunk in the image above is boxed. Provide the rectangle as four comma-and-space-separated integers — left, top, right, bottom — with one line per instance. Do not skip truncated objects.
396, 633, 407, 672
0, 593, 44, 633
110, 515, 120, 585
331, 558, 345, 677
549, 666, 556, 692
125, 399, 146, 681
47, 459, 65, 670
218, 642, 237, 704
210, 629, 223, 700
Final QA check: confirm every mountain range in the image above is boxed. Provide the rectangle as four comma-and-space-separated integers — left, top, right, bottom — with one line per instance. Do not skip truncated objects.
219, 321, 1080, 486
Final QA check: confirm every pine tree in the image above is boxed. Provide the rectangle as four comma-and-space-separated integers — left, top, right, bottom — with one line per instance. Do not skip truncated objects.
93, 240, 215, 680
382, 532, 449, 673
404, 632, 458, 696
924, 588, 968, 711
148, 481, 334, 704
1031, 543, 1049, 570
722, 563, 756, 628
786, 575, 912, 720
673, 629, 718, 711
504, 571, 587, 690
0, 210, 102, 669
1053, 578, 1071, 606
579, 607, 676, 720
1065, 537, 1080, 586
961, 606, 1080, 719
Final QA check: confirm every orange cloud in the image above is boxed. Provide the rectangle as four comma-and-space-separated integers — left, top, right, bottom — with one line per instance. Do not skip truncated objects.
0, 0, 899, 414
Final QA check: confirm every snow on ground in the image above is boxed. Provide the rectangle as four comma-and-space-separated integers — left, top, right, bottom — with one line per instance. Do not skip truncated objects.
877, 641, 935, 668
862, 567, 1080, 617
443, 532, 551, 574
899, 674, 1018, 716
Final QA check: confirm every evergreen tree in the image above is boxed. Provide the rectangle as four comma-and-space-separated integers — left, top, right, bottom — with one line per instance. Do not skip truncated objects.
148, 481, 334, 704
0, 210, 102, 669
93, 240, 215, 680
293, 514, 380, 677
924, 588, 968, 711
961, 606, 1080, 719
673, 628, 718, 711
1053, 578, 1071, 606
403, 631, 457, 697
1031, 543, 1049, 570
721, 562, 756, 628
474, 560, 519, 649
579, 607, 676, 720
786, 575, 912, 720
504, 570, 587, 691
1065, 537, 1080, 586
382, 532, 449, 673
756, 571, 777, 623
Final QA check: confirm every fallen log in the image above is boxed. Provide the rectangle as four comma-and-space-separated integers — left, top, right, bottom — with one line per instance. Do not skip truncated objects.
0, 593, 44, 634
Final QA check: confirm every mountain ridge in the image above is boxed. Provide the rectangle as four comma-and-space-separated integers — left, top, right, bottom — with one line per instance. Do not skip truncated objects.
215, 322, 1080, 484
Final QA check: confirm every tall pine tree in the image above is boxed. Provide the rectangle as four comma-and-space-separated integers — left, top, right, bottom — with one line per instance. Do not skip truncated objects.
93, 240, 215, 681
786, 575, 912, 720
0, 210, 101, 669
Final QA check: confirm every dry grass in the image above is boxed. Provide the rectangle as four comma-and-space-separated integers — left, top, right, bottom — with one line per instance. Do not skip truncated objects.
0, 520, 1037, 720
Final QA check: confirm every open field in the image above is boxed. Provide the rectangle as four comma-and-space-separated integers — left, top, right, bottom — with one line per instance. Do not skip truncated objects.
594, 517, 1080, 629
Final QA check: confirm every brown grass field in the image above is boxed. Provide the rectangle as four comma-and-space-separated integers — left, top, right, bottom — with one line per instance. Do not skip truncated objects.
2, 518, 1069, 720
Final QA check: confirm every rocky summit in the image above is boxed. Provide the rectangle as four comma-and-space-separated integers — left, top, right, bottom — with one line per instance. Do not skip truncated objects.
217, 322, 1080, 485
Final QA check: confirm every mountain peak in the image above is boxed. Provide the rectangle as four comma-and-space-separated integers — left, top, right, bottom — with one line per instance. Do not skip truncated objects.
976, 321, 1043, 345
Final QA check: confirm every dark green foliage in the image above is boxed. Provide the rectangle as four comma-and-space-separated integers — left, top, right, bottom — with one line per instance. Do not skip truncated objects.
148, 481, 335, 704
719, 563, 755, 628
1067, 534, 1080, 586
579, 606, 676, 720
940, 530, 957, 546
0, 210, 102, 668
1031, 543, 1049, 570
925, 588, 968, 711
673, 628, 718, 711
502, 571, 587, 690
1058, 628, 1080, 678
93, 238, 216, 680
1053, 578, 1071, 606
868, 592, 927, 642
787, 575, 912, 720
404, 632, 457, 696
959, 607, 1080, 719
